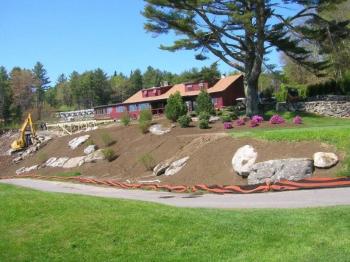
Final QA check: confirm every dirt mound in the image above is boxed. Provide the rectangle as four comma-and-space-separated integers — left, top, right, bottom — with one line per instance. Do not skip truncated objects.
0, 120, 342, 186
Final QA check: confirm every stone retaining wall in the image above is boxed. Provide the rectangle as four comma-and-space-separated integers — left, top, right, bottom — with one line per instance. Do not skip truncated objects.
276, 95, 350, 118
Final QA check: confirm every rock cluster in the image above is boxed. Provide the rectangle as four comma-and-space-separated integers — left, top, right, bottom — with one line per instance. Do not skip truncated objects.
15, 149, 105, 175
232, 145, 339, 185
11, 136, 52, 163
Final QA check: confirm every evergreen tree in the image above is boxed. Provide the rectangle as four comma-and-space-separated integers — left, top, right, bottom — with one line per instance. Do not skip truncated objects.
0, 66, 13, 123
143, 66, 163, 88
143, 0, 349, 115
33, 62, 50, 119
110, 73, 129, 103
165, 91, 187, 122
128, 69, 143, 97
195, 90, 215, 115
92, 68, 112, 106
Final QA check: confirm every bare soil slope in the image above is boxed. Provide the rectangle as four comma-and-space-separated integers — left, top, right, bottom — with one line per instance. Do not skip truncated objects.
0, 120, 342, 185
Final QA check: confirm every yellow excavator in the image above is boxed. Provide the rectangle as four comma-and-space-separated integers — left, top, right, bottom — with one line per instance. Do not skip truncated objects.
11, 113, 38, 150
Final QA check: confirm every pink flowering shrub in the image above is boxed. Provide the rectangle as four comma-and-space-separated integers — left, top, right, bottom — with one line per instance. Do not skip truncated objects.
250, 119, 259, 127
236, 118, 245, 126
251, 115, 264, 123
223, 122, 233, 129
293, 115, 303, 124
269, 114, 285, 124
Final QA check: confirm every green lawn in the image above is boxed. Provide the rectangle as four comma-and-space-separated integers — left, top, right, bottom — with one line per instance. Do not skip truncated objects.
232, 112, 350, 176
0, 184, 350, 261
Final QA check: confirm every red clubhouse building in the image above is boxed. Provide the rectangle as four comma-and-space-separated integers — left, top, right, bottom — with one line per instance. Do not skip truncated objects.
94, 74, 244, 120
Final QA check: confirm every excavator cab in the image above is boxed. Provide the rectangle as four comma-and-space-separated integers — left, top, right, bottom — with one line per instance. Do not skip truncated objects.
11, 113, 37, 151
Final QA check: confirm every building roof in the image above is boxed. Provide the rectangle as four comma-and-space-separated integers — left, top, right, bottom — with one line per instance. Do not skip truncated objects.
122, 74, 243, 104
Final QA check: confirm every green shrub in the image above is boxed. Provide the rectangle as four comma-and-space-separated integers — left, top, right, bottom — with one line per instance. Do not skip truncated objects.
165, 91, 187, 122
306, 80, 341, 97
139, 153, 156, 171
275, 84, 307, 102
120, 112, 131, 126
195, 90, 215, 115
100, 133, 115, 147
199, 112, 210, 121
220, 114, 232, 123
139, 109, 152, 122
102, 148, 117, 162
199, 119, 209, 129
138, 109, 152, 134
177, 115, 191, 128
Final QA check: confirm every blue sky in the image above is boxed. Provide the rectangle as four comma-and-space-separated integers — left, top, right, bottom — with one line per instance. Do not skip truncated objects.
1, 0, 297, 83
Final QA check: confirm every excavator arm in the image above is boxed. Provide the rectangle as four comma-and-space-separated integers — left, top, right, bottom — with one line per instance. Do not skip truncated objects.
11, 113, 37, 150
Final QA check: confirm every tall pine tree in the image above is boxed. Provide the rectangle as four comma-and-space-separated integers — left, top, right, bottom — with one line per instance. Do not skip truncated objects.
33, 62, 50, 119
143, 0, 349, 115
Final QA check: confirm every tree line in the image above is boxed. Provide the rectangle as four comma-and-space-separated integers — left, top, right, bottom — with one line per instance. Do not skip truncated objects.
0, 63, 221, 124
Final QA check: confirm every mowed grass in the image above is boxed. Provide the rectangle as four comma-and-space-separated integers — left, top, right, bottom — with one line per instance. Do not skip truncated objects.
232, 111, 350, 176
1, 184, 350, 261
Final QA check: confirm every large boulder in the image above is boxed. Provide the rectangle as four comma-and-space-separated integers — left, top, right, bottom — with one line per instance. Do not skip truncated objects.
232, 145, 257, 177
149, 124, 171, 135
62, 156, 86, 168
164, 157, 189, 176
84, 145, 96, 155
153, 161, 171, 176
84, 149, 105, 163
248, 158, 313, 185
68, 135, 90, 149
313, 152, 338, 168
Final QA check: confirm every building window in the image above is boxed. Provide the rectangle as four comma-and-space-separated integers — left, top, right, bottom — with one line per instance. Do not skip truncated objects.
129, 104, 138, 112
138, 103, 150, 110
116, 106, 125, 113
107, 107, 113, 114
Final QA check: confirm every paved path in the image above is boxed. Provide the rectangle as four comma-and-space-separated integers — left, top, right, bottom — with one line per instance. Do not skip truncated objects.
2, 178, 350, 209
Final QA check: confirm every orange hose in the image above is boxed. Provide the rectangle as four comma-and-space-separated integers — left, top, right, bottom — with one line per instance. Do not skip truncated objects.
1, 174, 350, 194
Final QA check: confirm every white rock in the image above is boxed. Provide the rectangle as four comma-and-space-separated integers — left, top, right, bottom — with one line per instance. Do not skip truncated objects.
164, 157, 189, 176
149, 124, 171, 135
63, 156, 86, 168
44, 157, 58, 167
84, 149, 105, 163
68, 135, 90, 149
50, 157, 69, 167
84, 145, 96, 155
15, 167, 26, 175
153, 161, 171, 176
232, 145, 257, 177
209, 116, 220, 123
16, 165, 38, 175
313, 152, 338, 168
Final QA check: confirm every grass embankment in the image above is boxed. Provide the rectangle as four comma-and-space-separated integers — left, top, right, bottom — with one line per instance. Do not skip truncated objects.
232, 111, 350, 176
1, 184, 350, 261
